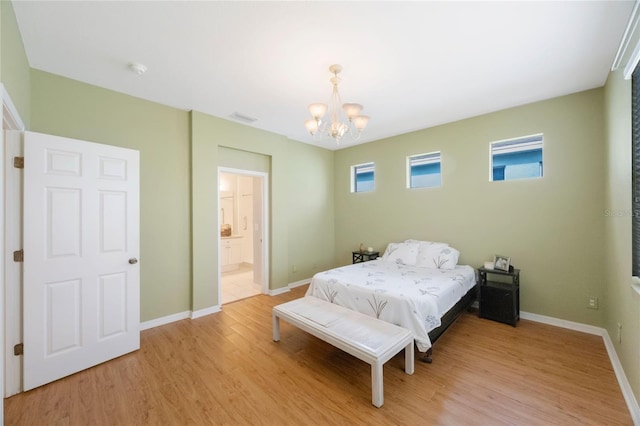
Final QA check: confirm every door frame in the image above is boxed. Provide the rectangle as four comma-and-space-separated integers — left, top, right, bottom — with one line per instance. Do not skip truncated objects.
4, 131, 22, 398
2, 83, 26, 404
217, 167, 269, 304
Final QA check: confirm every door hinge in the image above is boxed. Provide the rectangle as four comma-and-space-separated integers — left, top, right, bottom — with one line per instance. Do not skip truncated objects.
14, 343, 23, 356
13, 249, 24, 262
13, 156, 24, 169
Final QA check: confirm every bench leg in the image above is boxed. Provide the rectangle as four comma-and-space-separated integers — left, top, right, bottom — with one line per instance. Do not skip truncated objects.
405, 341, 414, 375
371, 362, 383, 408
272, 312, 280, 342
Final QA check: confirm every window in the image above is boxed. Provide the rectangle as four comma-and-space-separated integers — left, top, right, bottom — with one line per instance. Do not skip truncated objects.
490, 135, 543, 181
351, 162, 375, 193
407, 152, 441, 188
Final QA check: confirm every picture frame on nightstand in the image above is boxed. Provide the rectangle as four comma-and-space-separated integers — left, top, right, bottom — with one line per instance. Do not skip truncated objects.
493, 255, 510, 272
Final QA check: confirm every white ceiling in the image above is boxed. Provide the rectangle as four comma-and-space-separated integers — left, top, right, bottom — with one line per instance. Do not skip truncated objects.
11, 1, 635, 150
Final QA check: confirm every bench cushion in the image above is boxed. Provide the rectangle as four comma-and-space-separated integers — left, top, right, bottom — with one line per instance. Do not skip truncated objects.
274, 296, 412, 360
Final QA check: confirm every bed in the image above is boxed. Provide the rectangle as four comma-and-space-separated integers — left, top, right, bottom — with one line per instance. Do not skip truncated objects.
305, 240, 477, 360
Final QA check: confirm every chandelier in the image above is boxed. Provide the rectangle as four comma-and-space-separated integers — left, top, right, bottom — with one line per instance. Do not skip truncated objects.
304, 64, 369, 144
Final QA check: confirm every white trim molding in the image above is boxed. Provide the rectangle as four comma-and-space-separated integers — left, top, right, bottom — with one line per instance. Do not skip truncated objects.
269, 286, 290, 296
1, 84, 25, 131
625, 40, 640, 80
217, 167, 270, 308
622, 0, 640, 80
632, 276, 640, 296
520, 311, 604, 336
140, 305, 224, 329
288, 278, 311, 289
191, 305, 221, 319
140, 311, 191, 331
522, 311, 640, 424
612, 0, 640, 72
2, 86, 25, 403
602, 331, 640, 425
141, 280, 309, 329
268, 278, 311, 296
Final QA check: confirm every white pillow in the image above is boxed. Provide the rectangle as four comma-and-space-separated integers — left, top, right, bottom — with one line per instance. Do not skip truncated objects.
382, 242, 420, 265
404, 239, 449, 247
381, 242, 398, 258
415, 244, 459, 269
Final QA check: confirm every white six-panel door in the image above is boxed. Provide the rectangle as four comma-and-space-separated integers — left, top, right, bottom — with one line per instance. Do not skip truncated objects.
23, 131, 140, 391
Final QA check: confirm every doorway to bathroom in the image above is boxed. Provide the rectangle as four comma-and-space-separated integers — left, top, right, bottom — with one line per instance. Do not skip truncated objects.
218, 167, 269, 305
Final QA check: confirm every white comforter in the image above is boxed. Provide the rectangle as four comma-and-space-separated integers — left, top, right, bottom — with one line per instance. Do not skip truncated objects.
305, 260, 476, 352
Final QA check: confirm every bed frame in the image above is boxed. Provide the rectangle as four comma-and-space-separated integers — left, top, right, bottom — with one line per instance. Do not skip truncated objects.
421, 284, 478, 363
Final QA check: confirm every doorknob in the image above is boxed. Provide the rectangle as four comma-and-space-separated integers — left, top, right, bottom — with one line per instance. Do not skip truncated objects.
128, 258, 138, 265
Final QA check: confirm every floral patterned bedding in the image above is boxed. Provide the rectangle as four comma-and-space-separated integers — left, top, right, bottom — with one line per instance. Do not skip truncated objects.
305, 259, 476, 352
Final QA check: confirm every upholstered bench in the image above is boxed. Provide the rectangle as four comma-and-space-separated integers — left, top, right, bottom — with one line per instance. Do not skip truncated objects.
272, 296, 414, 407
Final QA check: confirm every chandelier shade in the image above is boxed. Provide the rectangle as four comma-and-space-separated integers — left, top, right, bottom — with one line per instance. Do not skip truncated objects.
353, 115, 370, 131
342, 103, 363, 119
308, 103, 327, 120
304, 64, 369, 144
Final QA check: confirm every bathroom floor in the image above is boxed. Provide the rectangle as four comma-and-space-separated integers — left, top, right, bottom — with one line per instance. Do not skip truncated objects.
221, 263, 262, 304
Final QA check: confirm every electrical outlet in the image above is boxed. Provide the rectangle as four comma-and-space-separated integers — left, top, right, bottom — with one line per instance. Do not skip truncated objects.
292, 264, 297, 273
587, 296, 599, 310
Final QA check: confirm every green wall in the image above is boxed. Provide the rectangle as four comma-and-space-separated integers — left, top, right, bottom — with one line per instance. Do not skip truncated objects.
28, 71, 337, 318
190, 111, 335, 310
30, 70, 192, 321
219, 146, 270, 172
334, 89, 606, 326
217, 141, 336, 285
603, 68, 640, 406
1, 0, 30, 127
286, 139, 336, 282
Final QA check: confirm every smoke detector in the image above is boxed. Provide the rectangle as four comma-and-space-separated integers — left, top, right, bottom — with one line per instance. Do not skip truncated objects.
128, 62, 147, 75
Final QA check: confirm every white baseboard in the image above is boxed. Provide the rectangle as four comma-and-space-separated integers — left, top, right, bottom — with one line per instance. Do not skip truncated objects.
602, 330, 640, 425
522, 311, 639, 424
268, 279, 311, 296
140, 281, 309, 329
288, 278, 311, 289
269, 286, 290, 296
141, 304, 223, 329
140, 311, 191, 331
191, 305, 221, 319
520, 311, 604, 336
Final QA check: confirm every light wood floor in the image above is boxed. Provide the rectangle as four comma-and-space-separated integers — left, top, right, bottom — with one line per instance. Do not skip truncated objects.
5, 285, 633, 425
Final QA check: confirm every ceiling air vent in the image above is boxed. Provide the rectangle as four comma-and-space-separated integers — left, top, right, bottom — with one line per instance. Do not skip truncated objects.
229, 112, 257, 124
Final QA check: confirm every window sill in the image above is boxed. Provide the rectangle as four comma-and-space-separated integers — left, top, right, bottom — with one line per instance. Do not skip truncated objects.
632, 276, 640, 296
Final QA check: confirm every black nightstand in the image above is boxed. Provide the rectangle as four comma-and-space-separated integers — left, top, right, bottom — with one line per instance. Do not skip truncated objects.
352, 251, 379, 264
477, 267, 520, 327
